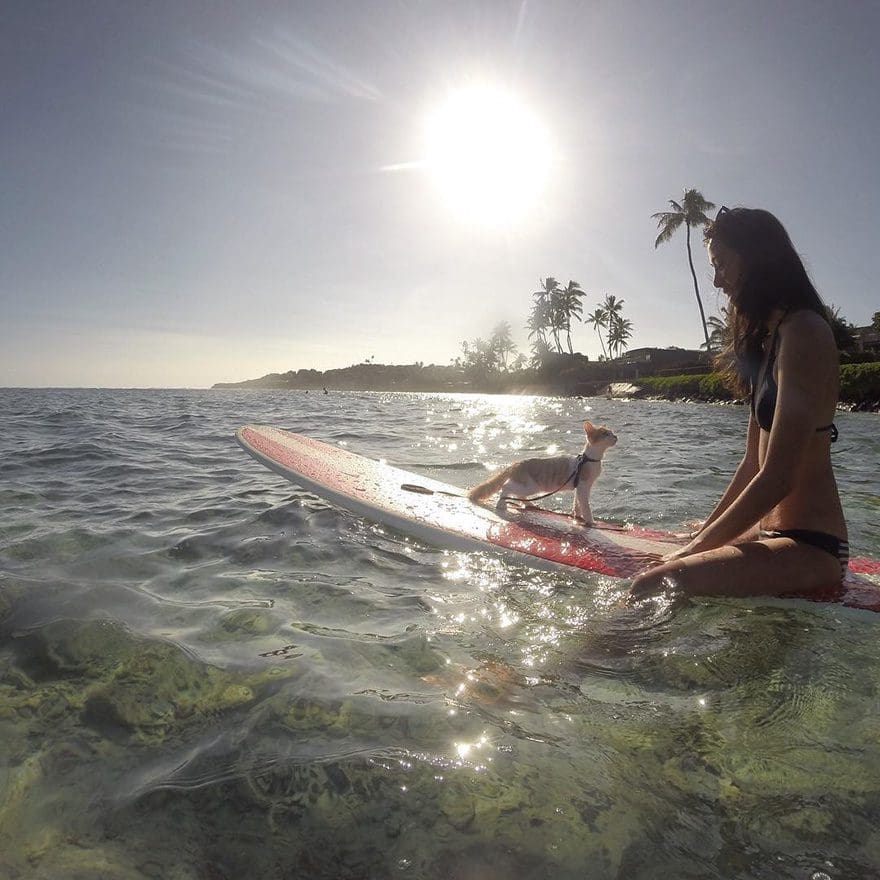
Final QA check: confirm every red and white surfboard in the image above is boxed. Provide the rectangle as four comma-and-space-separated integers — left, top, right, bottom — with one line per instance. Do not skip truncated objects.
236, 425, 880, 612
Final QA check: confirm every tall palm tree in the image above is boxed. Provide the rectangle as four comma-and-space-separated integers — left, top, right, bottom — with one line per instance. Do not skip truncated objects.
547, 281, 568, 353
528, 285, 550, 349
652, 188, 716, 352
586, 306, 609, 359
530, 277, 560, 350
601, 294, 624, 331
607, 316, 633, 359
489, 321, 517, 371
527, 300, 551, 349
560, 280, 586, 353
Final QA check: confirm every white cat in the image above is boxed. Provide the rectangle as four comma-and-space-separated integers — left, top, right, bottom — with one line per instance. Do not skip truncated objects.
467, 421, 618, 526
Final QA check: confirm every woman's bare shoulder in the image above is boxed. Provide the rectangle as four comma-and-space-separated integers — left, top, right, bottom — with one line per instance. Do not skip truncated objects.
781, 309, 835, 348
778, 308, 838, 396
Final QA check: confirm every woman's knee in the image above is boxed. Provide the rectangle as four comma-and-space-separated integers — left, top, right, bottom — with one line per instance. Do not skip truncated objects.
630, 564, 679, 597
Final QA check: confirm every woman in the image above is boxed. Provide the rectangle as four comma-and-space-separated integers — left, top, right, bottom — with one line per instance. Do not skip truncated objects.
631, 207, 848, 598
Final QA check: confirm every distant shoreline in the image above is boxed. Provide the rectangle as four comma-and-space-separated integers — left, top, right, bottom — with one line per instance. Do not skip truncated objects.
213, 364, 880, 412
211, 354, 698, 399
212, 386, 877, 412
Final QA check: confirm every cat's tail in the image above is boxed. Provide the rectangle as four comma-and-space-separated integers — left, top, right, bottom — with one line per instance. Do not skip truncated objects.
467, 466, 513, 503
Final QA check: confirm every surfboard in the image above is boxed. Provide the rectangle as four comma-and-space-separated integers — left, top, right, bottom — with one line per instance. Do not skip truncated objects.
236, 425, 880, 612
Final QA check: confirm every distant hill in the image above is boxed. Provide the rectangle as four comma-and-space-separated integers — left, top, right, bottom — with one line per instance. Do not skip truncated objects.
213, 349, 710, 396
214, 362, 472, 393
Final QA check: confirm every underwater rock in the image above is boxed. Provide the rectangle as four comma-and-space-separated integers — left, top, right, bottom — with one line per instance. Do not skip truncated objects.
440, 788, 476, 831
386, 631, 446, 676
7, 618, 290, 744
437, 770, 532, 836
13, 618, 138, 681
438, 842, 561, 880
217, 607, 279, 637
82, 638, 263, 743
278, 692, 423, 740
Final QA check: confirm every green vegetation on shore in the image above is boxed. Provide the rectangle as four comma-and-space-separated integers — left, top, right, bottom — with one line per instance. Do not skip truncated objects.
635, 373, 734, 402
637, 362, 880, 410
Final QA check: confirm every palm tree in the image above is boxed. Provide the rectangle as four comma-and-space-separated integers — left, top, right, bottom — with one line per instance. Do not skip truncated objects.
701, 308, 731, 352
546, 280, 568, 353
527, 299, 551, 350
586, 306, 609, 359
559, 280, 586, 353
652, 188, 716, 352
601, 294, 624, 333
460, 336, 497, 375
529, 337, 553, 369
826, 304, 857, 352
607, 316, 633, 359
489, 321, 518, 371
529, 277, 560, 350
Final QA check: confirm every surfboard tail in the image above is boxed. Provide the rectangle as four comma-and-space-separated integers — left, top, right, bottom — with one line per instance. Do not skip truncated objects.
468, 466, 514, 502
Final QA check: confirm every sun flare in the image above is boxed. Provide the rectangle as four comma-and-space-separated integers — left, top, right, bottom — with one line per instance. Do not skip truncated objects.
424, 86, 554, 227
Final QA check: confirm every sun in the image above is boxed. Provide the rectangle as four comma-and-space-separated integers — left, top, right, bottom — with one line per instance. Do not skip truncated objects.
424, 86, 554, 227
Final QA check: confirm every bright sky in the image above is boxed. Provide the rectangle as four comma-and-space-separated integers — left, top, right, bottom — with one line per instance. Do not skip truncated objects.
2, 1, 878, 388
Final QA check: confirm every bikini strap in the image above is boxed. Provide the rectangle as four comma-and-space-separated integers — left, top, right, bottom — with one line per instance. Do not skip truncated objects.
816, 423, 839, 443
769, 307, 790, 355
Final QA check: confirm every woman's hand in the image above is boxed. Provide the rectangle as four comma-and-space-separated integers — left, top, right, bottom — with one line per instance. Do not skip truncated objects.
661, 540, 703, 563
662, 547, 691, 563
663, 524, 733, 561
671, 519, 704, 540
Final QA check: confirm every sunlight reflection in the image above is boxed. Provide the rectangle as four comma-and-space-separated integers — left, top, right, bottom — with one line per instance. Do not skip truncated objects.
495, 606, 519, 629
453, 395, 582, 466
442, 553, 510, 587
452, 731, 493, 770
402, 733, 495, 774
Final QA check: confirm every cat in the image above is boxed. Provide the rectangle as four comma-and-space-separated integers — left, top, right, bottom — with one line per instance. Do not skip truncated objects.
467, 421, 617, 526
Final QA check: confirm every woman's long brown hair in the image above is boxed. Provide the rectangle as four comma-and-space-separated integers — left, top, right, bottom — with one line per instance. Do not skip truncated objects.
704, 208, 829, 397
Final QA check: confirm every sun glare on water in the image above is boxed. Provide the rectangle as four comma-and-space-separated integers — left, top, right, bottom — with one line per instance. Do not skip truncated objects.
424, 86, 554, 228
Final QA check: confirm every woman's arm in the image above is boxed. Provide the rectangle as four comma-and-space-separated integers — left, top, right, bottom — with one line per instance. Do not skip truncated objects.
670, 313, 832, 556
693, 415, 760, 536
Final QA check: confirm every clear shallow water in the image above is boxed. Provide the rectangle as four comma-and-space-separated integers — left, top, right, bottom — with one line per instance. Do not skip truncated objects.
1, 388, 879, 879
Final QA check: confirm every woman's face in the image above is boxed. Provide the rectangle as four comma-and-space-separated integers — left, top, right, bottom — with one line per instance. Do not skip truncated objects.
708, 239, 745, 299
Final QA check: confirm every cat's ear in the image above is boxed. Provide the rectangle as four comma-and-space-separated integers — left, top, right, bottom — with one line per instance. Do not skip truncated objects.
583, 420, 595, 434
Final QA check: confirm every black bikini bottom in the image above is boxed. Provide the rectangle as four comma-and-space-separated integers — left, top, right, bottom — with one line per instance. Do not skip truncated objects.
759, 528, 849, 577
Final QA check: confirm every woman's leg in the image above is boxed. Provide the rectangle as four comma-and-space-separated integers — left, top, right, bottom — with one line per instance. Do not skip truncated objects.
630, 536, 843, 598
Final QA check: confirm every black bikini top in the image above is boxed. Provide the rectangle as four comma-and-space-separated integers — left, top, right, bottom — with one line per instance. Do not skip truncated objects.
750, 311, 838, 441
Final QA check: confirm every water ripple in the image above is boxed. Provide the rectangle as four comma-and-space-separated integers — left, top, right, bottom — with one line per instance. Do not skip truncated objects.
1, 388, 879, 879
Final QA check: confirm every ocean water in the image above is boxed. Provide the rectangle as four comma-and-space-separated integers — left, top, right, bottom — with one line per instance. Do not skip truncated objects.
1, 387, 879, 879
